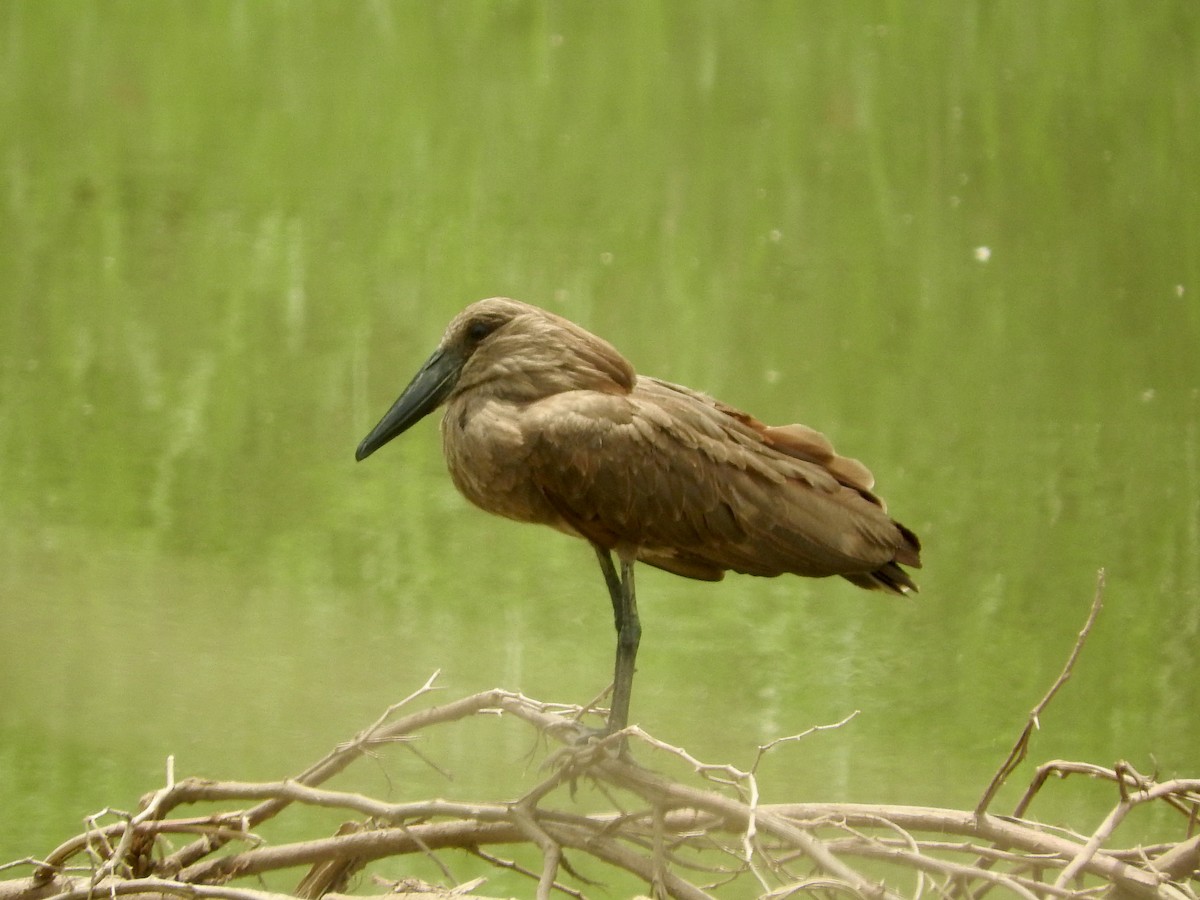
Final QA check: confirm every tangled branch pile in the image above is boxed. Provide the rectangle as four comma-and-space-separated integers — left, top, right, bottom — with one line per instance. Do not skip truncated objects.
3, 578, 1197, 899
0, 681, 1195, 900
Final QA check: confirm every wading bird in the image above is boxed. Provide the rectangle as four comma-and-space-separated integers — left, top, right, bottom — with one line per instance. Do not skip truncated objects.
356, 298, 921, 733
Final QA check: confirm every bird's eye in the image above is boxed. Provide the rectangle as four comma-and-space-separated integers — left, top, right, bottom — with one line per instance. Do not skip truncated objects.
466, 318, 500, 342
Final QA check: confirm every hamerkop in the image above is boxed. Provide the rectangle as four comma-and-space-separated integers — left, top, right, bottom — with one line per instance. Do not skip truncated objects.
356, 298, 921, 733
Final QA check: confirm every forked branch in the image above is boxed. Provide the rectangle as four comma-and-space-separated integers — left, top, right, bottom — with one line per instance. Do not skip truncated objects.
3, 572, 1196, 900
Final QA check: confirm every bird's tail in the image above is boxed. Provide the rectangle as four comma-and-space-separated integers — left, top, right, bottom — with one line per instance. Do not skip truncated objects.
843, 520, 922, 594
842, 562, 918, 595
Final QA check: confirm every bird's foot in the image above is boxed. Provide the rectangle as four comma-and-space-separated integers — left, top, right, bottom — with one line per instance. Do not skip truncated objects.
543, 728, 628, 776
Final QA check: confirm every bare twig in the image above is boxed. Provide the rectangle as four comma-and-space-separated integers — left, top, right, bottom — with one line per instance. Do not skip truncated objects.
160, 684, 512, 874
752, 710, 862, 772
975, 569, 1106, 817
5, 636, 1197, 900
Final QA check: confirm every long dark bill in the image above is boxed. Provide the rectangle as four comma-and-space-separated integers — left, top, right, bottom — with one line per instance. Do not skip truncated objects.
355, 346, 464, 461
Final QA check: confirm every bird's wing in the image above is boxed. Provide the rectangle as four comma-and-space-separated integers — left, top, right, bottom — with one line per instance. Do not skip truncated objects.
520, 378, 911, 582
650, 378, 880, 497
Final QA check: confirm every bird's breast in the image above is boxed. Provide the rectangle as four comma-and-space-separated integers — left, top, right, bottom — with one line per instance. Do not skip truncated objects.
439, 396, 565, 529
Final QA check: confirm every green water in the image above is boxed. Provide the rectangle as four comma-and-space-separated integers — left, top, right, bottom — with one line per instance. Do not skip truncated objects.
2, 3, 1198, 894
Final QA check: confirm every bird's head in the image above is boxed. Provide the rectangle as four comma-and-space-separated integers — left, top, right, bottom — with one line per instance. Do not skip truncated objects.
355, 298, 634, 461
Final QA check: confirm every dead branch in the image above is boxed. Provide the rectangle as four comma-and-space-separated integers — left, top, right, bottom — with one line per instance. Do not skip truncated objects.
975, 569, 1107, 817
4, 684, 1195, 900
4, 575, 1197, 900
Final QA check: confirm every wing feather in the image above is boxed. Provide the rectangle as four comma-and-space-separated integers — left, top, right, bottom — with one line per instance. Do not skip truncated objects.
520, 377, 920, 587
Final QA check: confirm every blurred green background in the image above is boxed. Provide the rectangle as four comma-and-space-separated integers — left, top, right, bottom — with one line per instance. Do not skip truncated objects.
2, 2, 1198, 895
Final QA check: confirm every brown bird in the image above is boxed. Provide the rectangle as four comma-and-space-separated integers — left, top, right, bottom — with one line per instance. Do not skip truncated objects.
356, 298, 921, 733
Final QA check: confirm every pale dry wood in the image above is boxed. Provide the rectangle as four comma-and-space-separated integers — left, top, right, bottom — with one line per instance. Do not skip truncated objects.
767, 803, 1177, 898
975, 569, 1107, 816
3, 634, 1197, 900
157, 679, 503, 876
4, 721, 1191, 900
1054, 778, 1200, 890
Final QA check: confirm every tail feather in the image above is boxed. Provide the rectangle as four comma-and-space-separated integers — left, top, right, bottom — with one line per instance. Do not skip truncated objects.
842, 559, 919, 595
893, 521, 923, 568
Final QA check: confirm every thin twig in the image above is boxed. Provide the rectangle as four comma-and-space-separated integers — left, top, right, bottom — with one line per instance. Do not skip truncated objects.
752, 710, 862, 773
470, 848, 586, 900
975, 569, 1106, 817
6, 662, 1198, 900
161, 684, 510, 874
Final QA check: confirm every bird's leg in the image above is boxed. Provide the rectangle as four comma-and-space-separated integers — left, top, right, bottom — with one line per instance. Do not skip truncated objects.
611, 557, 641, 733
594, 545, 623, 626
592, 545, 640, 734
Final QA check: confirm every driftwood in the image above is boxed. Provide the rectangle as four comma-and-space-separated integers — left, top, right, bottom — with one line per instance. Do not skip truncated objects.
3, 572, 1197, 900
